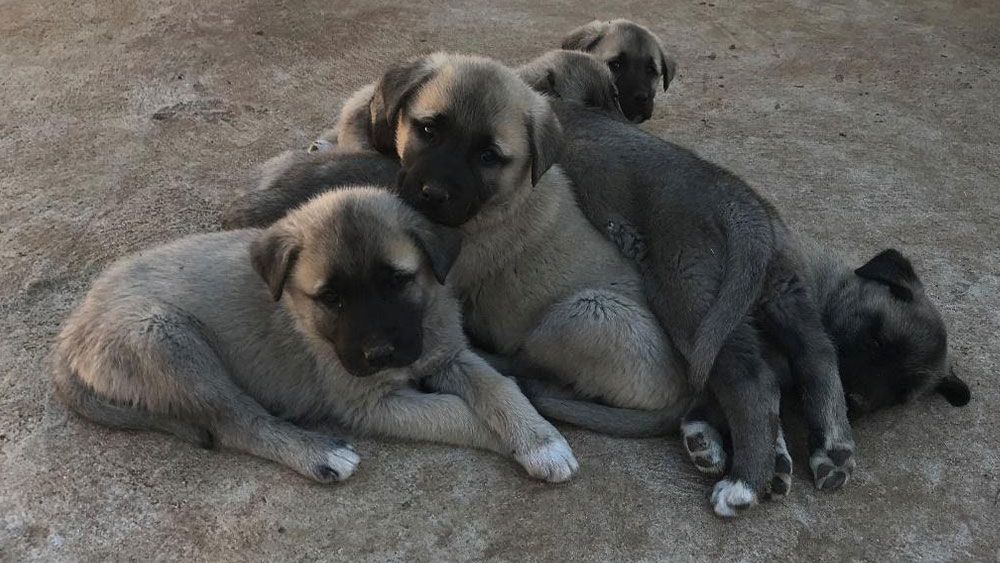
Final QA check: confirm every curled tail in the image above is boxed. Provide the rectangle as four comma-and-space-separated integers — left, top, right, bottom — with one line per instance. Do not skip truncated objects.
687, 201, 775, 390
530, 397, 689, 438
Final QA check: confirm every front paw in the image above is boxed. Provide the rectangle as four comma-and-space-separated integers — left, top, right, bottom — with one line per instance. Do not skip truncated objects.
810, 442, 856, 491
515, 437, 579, 483
710, 479, 758, 518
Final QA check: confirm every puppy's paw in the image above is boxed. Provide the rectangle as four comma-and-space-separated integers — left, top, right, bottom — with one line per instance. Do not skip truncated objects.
605, 219, 647, 262
810, 442, 855, 491
515, 437, 579, 483
307, 139, 335, 153
682, 420, 726, 476
308, 439, 360, 483
710, 479, 758, 518
768, 433, 793, 500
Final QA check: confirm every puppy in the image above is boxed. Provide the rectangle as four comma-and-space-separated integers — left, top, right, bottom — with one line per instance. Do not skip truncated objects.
378, 52, 689, 415
561, 19, 677, 123
305, 50, 627, 155
52, 187, 579, 483
516, 50, 624, 117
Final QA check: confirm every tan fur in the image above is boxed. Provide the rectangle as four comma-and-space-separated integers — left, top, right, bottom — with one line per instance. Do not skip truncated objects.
51, 187, 579, 483
392, 54, 689, 410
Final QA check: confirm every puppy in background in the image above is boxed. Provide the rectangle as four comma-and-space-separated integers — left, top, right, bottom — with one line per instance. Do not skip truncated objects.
562, 19, 677, 123
53, 187, 579, 483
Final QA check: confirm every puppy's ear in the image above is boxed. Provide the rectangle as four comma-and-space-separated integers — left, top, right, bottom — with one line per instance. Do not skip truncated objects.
936, 368, 971, 406
526, 102, 564, 186
409, 223, 463, 285
377, 56, 438, 131
250, 224, 301, 301
855, 248, 921, 302
659, 46, 677, 91
561, 20, 609, 52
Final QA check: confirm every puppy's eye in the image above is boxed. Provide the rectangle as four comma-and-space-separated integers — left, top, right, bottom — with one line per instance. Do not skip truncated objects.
390, 270, 416, 289
417, 123, 437, 141
317, 290, 343, 310
479, 148, 502, 166
646, 64, 658, 75
608, 59, 622, 72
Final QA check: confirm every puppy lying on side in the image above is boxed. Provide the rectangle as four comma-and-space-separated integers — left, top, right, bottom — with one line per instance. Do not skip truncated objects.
306, 50, 626, 155
561, 19, 677, 123
53, 187, 578, 483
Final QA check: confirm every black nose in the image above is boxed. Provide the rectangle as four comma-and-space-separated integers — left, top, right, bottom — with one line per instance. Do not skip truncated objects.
421, 183, 450, 203
363, 342, 396, 368
634, 92, 650, 103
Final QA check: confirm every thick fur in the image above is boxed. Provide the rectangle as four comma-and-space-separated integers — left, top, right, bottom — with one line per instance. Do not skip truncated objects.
52, 187, 579, 483
380, 53, 688, 415
517, 50, 624, 118
561, 19, 676, 123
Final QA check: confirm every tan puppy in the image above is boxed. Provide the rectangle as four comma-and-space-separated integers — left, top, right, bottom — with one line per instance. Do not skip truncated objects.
52, 187, 578, 483
562, 19, 677, 122
377, 53, 689, 414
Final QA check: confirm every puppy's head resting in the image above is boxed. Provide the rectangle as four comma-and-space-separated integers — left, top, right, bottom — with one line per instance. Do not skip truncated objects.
562, 19, 676, 123
825, 249, 970, 413
374, 52, 563, 227
251, 187, 462, 378
518, 50, 624, 117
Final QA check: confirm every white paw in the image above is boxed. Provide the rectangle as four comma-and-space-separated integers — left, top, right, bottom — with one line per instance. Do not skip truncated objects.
682, 420, 726, 476
322, 446, 360, 482
711, 479, 758, 518
809, 443, 856, 491
308, 139, 335, 153
515, 438, 579, 483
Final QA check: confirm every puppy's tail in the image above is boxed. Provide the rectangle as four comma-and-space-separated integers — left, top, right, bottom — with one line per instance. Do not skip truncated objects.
687, 199, 775, 390
530, 397, 688, 438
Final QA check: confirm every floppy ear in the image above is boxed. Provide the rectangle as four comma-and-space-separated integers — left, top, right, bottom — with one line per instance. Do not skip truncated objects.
250, 224, 301, 301
561, 20, 609, 52
526, 102, 564, 186
660, 46, 677, 91
855, 248, 921, 302
409, 223, 463, 285
377, 57, 438, 131
936, 368, 971, 406
368, 90, 397, 156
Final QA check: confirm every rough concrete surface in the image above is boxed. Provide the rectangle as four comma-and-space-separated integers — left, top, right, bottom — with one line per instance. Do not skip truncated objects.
1, 0, 998, 561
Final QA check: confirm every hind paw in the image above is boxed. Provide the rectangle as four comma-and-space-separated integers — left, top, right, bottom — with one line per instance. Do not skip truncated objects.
682, 420, 726, 476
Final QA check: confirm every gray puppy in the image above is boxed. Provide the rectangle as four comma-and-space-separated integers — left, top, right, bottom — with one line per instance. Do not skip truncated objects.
306, 50, 626, 155
52, 187, 579, 483
562, 19, 677, 123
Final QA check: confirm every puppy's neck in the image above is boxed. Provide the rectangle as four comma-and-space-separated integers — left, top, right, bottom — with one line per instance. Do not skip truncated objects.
450, 166, 571, 287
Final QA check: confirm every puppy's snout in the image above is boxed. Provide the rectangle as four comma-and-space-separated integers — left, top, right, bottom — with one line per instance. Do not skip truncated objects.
362, 341, 396, 368
634, 92, 650, 103
421, 183, 450, 203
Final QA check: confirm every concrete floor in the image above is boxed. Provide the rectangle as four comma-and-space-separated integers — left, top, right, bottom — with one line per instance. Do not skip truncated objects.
1, 0, 998, 561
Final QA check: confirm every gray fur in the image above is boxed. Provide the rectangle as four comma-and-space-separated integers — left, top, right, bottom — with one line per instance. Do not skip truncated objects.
53, 187, 579, 483
517, 50, 624, 117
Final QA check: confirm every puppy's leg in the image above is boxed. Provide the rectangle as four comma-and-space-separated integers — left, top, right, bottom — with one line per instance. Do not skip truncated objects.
425, 351, 578, 482
349, 388, 576, 481
58, 306, 359, 483
758, 277, 856, 491
520, 289, 687, 410
707, 324, 781, 517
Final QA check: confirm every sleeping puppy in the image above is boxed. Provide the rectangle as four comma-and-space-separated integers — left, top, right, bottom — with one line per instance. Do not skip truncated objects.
561, 19, 677, 123
52, 187, 579, 483
306, 50, 626, 155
